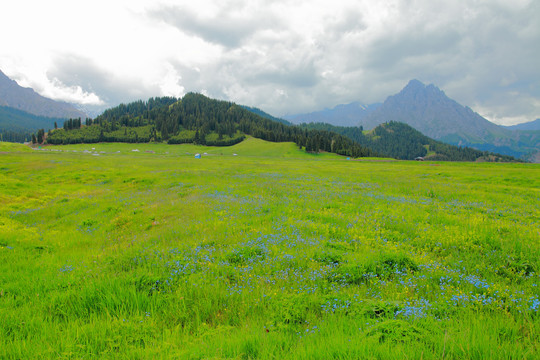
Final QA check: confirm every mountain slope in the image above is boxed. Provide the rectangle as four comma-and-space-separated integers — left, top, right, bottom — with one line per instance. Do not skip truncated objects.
504, 119, 540, 131
241, 105, 292, 125
0, 106, 64, 142
359, 80, 538, 160
0, 70, 87, 119
284, 102, 381, 127
0, 106, 61, 131
360, 80, 508, 141
300, 121, 518, 162
280, 80, 537, 160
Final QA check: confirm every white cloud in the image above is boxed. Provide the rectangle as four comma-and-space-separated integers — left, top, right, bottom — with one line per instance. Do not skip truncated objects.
0, 0, 538, 124
158, 64, 185, 98
44, 78, 104, 105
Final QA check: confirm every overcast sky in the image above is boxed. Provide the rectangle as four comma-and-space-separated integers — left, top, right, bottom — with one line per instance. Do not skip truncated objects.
1, 0, 539, 124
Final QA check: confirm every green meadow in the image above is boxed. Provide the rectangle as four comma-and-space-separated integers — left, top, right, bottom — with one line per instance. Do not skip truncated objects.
1, 139, 539, 359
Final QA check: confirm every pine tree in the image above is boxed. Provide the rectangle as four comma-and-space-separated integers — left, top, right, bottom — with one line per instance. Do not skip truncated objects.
37, 129, 44, 144
161, 125, 169, 141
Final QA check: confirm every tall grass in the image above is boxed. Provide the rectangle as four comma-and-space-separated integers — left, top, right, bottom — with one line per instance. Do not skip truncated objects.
1, 140, 538, 358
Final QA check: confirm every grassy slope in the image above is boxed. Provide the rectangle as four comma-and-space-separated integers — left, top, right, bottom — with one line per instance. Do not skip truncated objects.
0, 141, 33, 152
39, 136, 340, 159
1, 141, 539, 359
0, 106, 61, 132
41, 137, 389, 161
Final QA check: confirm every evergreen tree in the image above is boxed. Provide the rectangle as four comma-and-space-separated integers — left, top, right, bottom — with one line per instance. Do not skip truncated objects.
161, 125, 169, 141
37, 129, 44, 144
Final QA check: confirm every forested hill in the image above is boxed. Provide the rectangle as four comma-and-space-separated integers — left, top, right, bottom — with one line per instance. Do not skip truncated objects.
240, 105, 292, 125
0, 105, 64, 143
301, 121, 519, 162
45, 93, 378, 158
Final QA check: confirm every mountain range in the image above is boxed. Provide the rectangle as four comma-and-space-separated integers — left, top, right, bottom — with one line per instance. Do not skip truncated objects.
43, 93, 516, 162
0, 106, 66, 142
0, 69, 89, 142
0, 70, 87, 119
298, 121, 516, 162
504, 119, 540, 131
286, 80, 539, 161
0, 69, 537, 161
284, 102, 381, 127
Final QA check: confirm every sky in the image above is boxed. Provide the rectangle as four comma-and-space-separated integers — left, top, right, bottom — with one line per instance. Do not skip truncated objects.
1, 0, 539, 125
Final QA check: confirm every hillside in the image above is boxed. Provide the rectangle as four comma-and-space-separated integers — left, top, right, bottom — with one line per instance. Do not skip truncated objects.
504, 119, 540, 131
0, 70, 89, 142
0, 141, 33, 152
44, 137, 341, 160
285, 80, 538, 160
0, 105, 64, 142
45, 94, 378, 158
361, 80, 506, 140
0, 70, 87, 119
241, 105, 292, 125
360, 80, 539, 159
43, 93, 521, 162
285, 102, 381, 127
301, 121, 518, 162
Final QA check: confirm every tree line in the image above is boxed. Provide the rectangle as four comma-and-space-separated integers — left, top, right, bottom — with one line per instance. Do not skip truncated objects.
0, 130, 32, 143
45, 94, 379, 158
300, 121, 519, 162
33, 94, 520, 162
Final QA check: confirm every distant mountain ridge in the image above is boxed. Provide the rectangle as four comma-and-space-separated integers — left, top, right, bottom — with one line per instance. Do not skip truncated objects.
287, 80, 538, 161
300, 121, 518, 162
504, 119, 540, 131
0, 106, 61, 132
0, 70, 87, 119
284, 102, 381, 127
360, 80, 510, 142
361, 80, 539, 160
241, 105, 292, 125
0, 106, 63, 142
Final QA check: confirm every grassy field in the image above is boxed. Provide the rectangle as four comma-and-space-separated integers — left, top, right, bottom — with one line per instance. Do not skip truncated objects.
1, 139, 539, 359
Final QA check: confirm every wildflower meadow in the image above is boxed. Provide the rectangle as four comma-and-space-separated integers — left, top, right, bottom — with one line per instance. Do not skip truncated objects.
1, 139, 538, 359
